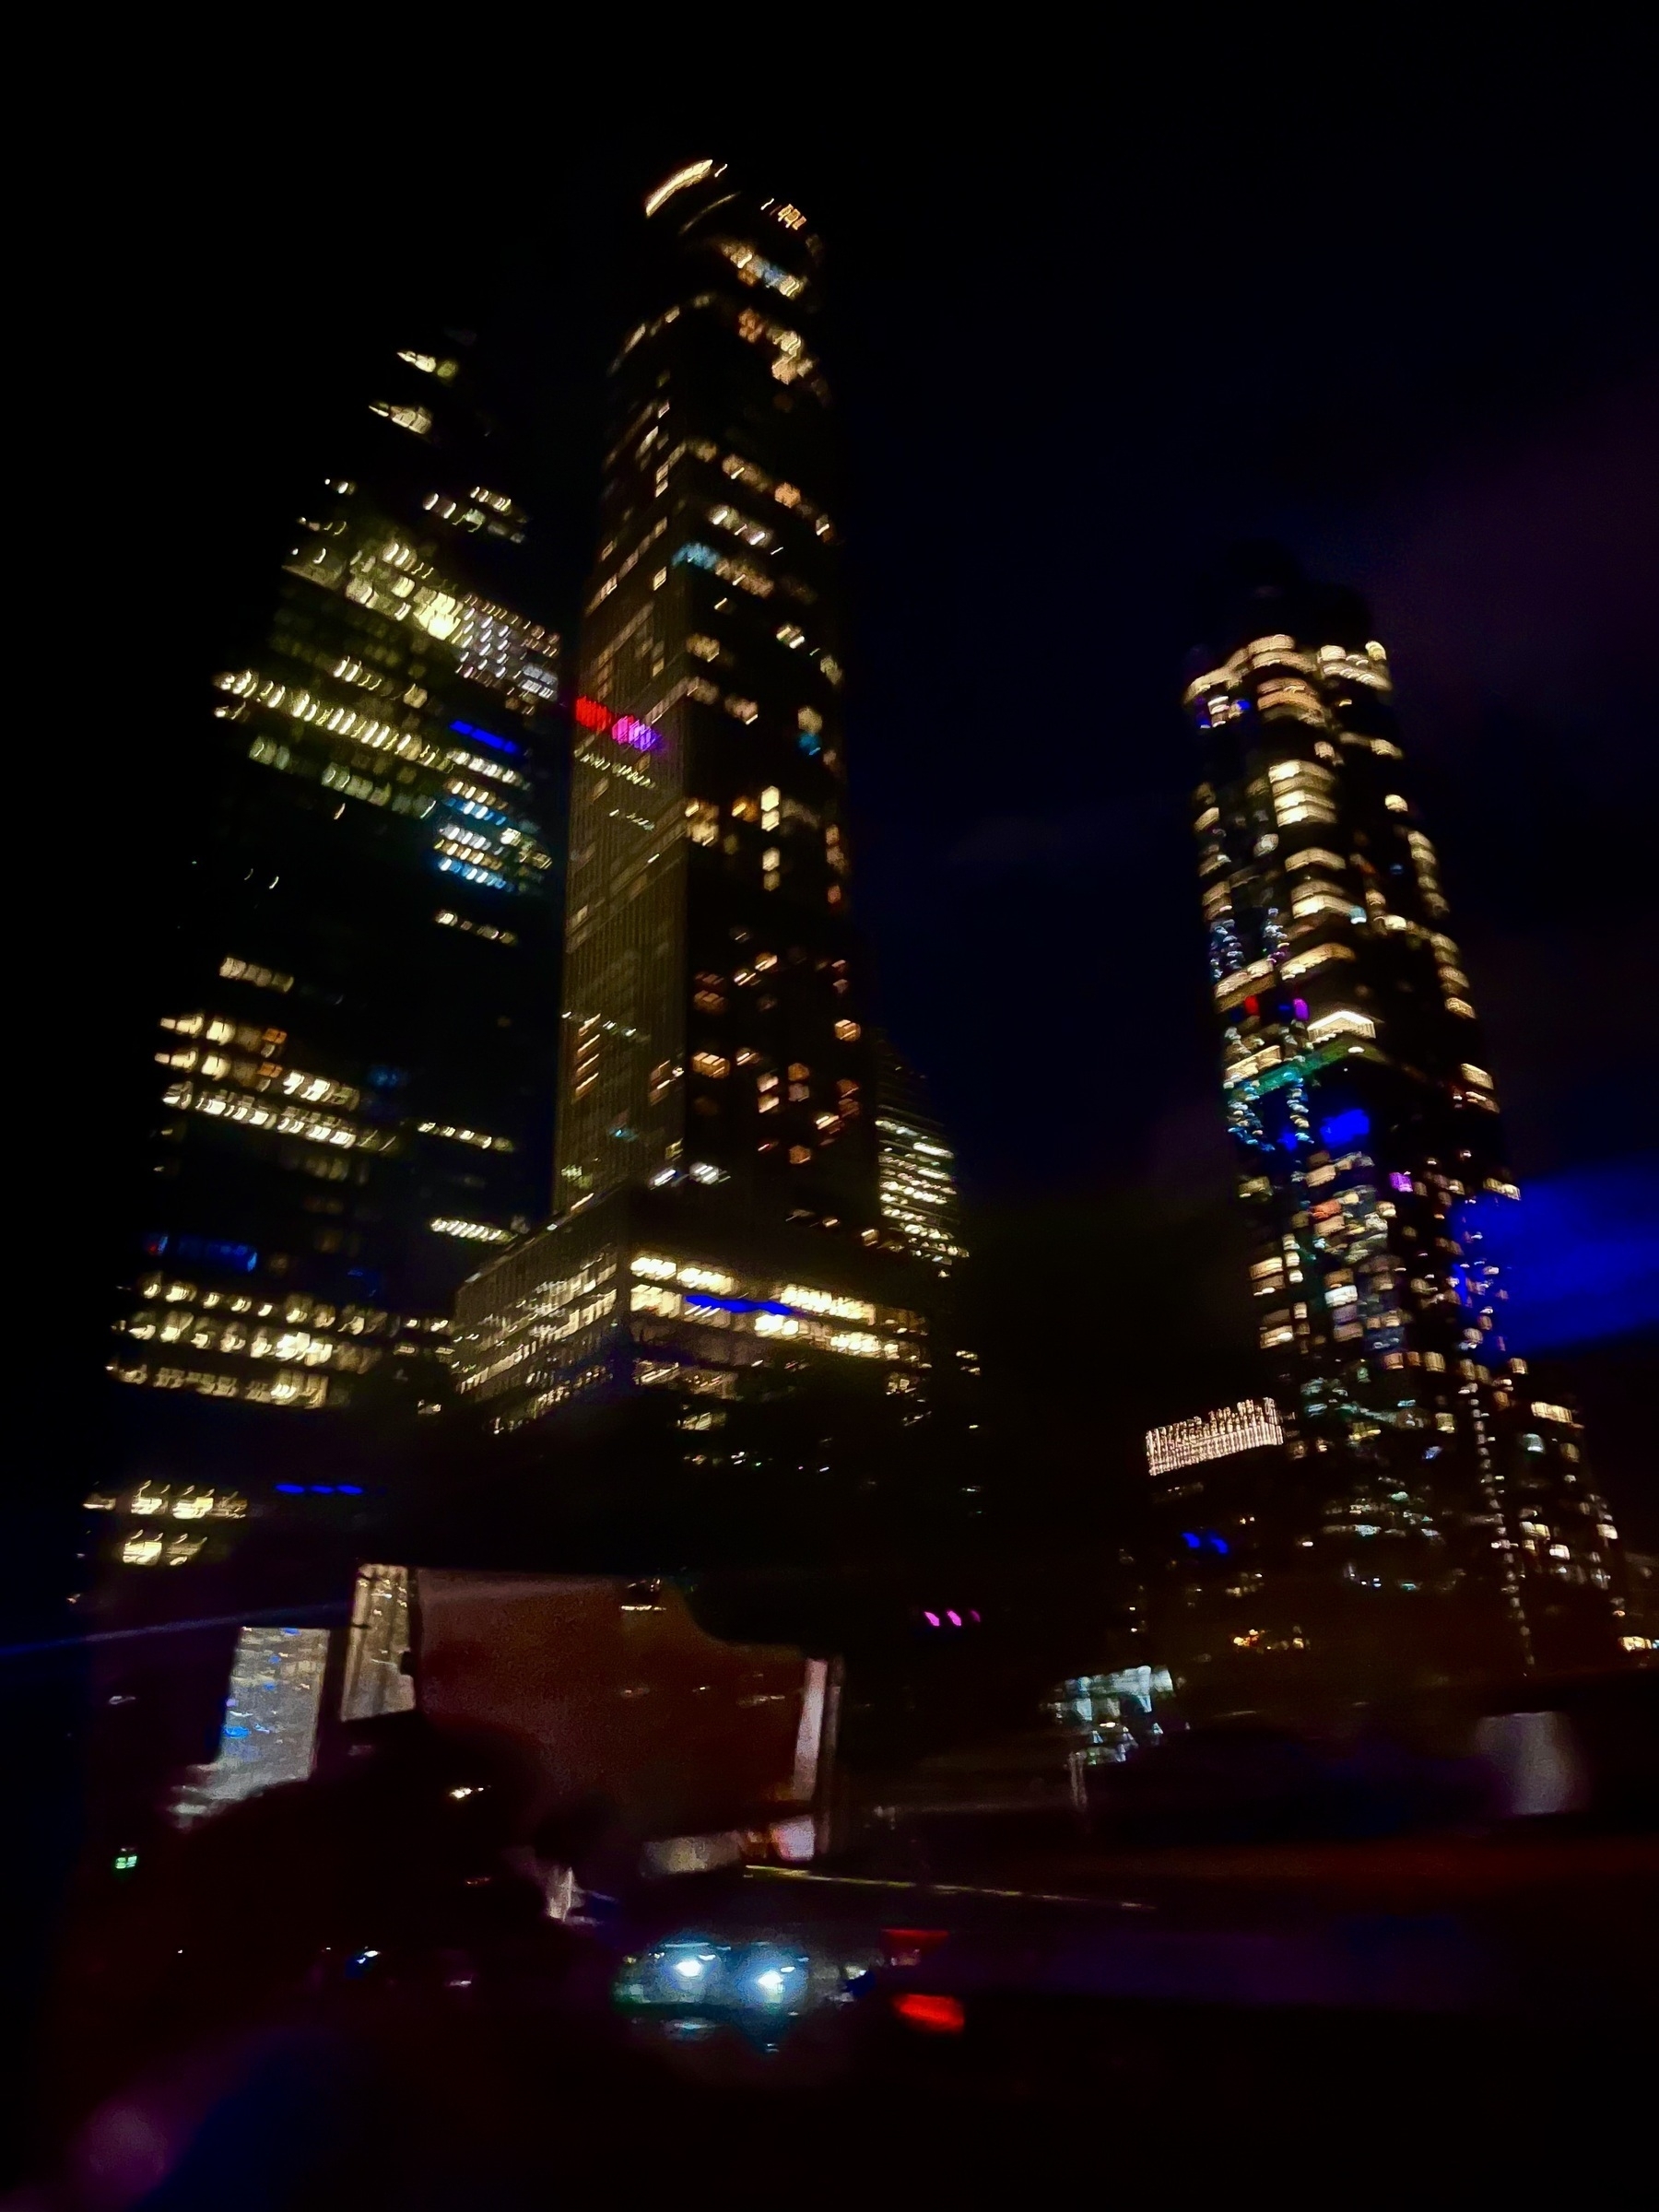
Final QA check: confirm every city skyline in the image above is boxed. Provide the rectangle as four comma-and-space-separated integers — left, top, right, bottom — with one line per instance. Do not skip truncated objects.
14, 83, 1653, 2188
73, 143, 1655, 1562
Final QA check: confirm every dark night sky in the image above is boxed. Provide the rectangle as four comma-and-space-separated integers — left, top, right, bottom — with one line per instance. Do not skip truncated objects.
66, 59, 1658, 1540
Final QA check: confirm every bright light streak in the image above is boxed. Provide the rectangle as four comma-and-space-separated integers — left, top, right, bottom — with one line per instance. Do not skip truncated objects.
644, 159, 719, 218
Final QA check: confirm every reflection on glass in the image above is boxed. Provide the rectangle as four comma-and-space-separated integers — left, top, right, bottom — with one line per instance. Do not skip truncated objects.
339, 1563, 416, 1721
171, 1626, 330, 1824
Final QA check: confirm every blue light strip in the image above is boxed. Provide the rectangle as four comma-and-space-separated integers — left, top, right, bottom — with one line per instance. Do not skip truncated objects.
683, 1294, 794, 1318
450, 720, 522, 758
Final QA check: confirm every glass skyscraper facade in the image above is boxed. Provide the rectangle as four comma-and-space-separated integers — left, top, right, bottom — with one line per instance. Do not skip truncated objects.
876, 1039, 964, 1277
1176, 556, 1622, 1675
554, 161, 863, 1226
454, 164, 955, 1474
110, 337, 563, 1439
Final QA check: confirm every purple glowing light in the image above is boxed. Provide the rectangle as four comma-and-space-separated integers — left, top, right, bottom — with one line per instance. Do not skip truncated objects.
574, 695, 664, 752
610, 714, 662, 752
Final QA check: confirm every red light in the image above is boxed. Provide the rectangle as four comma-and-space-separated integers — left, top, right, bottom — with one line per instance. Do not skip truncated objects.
1243, 994, 1259, 1016
573, 695, 662, 751
892, 1993, 965, 2034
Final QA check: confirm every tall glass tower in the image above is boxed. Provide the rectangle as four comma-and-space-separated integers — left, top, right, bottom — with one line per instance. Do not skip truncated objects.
110, 335, 563, 1449
875, 1037, 964, 1276
555, 160, 866, 1226
1180, 553, 1622, 1675
454, 165, 953, 1477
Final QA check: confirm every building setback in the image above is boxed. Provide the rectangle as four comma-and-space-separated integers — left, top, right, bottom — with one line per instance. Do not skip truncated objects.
453, 164, 962, 1523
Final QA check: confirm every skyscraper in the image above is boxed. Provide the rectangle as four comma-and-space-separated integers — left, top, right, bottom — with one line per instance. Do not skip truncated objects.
555, 160, 861, 1226
875, 1039, 965, 1277
109, 335, 563, 1456
453, 165, 956, 1499
1172, 553, 1621, 1677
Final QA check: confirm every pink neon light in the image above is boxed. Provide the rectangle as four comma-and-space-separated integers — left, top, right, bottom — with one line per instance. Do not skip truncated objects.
574, 695, 663, 751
